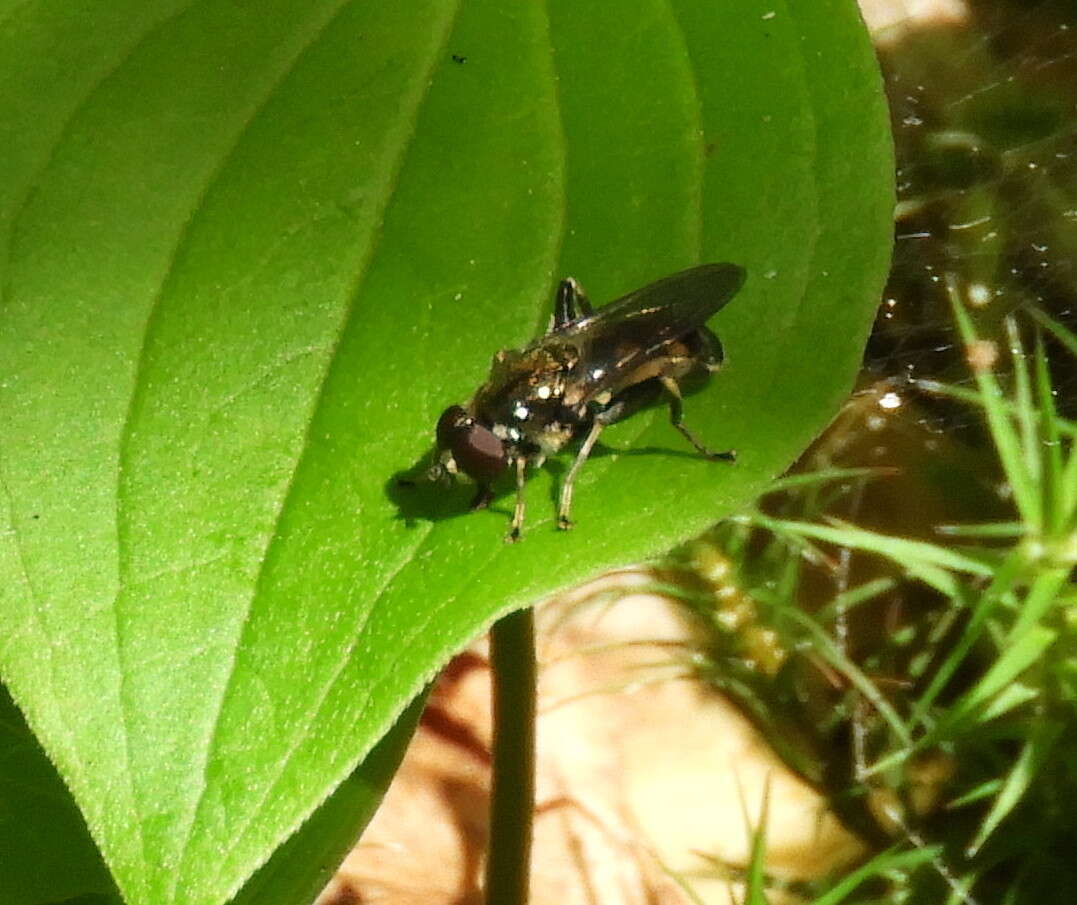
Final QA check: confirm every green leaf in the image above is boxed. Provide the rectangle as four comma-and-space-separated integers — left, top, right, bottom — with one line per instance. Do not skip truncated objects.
0, 679, 420, 905
0, 2, 893, 904
227, 694, 424, 905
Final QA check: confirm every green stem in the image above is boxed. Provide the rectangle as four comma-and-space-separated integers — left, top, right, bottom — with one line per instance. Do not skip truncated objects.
484, 606, 536, 905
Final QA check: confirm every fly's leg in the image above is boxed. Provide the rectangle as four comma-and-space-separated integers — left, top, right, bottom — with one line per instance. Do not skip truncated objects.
470, 485, 494, 510
553, 277, 593, 329
558, 418, 606, 530
507, 457, 528, 542
573, 279, 594, 316
659, 375, 736, 462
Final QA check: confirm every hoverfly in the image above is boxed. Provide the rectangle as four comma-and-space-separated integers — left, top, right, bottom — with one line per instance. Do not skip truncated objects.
429, 263, 746, 540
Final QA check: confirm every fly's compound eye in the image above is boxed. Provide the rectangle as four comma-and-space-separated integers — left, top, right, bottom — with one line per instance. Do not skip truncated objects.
436, 405, 469, 451
435, 405, 507, 483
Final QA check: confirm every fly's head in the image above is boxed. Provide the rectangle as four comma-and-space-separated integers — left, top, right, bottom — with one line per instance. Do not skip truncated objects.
429, 404, 509, 487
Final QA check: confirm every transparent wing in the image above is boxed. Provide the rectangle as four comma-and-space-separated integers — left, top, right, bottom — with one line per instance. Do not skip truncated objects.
557, 263, 745, 403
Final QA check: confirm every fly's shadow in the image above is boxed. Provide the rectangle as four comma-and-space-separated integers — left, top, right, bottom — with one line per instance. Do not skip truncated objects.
387, 449, 513, 528
389, 426, 732, 532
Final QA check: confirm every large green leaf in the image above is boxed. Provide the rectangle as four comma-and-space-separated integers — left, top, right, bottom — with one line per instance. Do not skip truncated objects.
0, 1, 892, 904
0, 680, 421, 905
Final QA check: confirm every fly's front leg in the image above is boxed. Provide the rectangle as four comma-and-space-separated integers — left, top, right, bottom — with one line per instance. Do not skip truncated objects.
506, 456, 529, 543
659, 375, 736, 462
552, 277, 594, 329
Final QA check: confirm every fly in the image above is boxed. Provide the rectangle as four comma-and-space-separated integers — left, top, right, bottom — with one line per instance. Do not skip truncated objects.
428, 263, 746, 541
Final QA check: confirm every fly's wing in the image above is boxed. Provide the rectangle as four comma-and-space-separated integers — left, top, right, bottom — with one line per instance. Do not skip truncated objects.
557, 263, 745, 403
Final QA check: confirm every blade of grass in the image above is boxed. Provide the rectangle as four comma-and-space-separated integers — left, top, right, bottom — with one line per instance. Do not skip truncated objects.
913, 379, 1077, 441
1007, 567, 1069, 642
1063, 438, 1077, 531
735, 517, 850, 581
948, 779, 1003, 810
926, 624, 1055, 741
965, 721, 1062, 857
814, 519, 995, 577
656, 860, 709, 905
942, 871, 980, 905
761, 467, 896, 495
1056, 364, 1077, 527
811, 846, 941, 905
910, 547, 1027, 727
935, 522, 1026, 538
784, 608, 912, 745
740, 774, 771, 905
748, 514, 991, 595
1028, 305, 1077, 358
773, 530, 804, 604
977, 681, 1039, 722
815, 577, 898, 623
947, 275, 1042, 531
1032, 332, 1065, 535
910, 378, 986, 406
1004, 318, 1041, 494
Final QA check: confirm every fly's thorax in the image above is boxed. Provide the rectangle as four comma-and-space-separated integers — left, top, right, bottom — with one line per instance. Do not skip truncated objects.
484, 391, 585, 456
477, 342, 577, 405
532, 419, 578, 456
469, 338, 585, 456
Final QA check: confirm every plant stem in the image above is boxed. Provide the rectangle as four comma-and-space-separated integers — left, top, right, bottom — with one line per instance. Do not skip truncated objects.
484, 606, 536, 905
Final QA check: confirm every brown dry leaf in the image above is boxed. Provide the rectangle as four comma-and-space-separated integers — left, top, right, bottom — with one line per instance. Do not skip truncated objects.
317, 573, 864, 905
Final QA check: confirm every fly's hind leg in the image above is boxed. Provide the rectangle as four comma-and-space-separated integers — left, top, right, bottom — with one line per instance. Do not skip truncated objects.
558, 423, 603, 531
553, 277, 594, 329
659, 375, 736, 462
558, 410, 616, 530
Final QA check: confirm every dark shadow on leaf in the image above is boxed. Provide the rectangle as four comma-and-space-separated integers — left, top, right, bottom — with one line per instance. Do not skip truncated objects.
385, 448, 516, 528
388, 439, 732, 529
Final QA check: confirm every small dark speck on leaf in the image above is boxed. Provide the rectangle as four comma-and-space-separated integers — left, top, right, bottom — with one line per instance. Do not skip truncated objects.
451, 53, 467, 64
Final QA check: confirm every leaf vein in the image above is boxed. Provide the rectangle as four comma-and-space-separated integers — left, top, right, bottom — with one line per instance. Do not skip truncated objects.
176, 2, 467, 896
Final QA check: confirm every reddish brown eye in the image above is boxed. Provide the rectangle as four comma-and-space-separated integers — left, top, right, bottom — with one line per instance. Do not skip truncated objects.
437, 405, 469, 451
454, 421, 507, 482
435, 405, 506, 482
